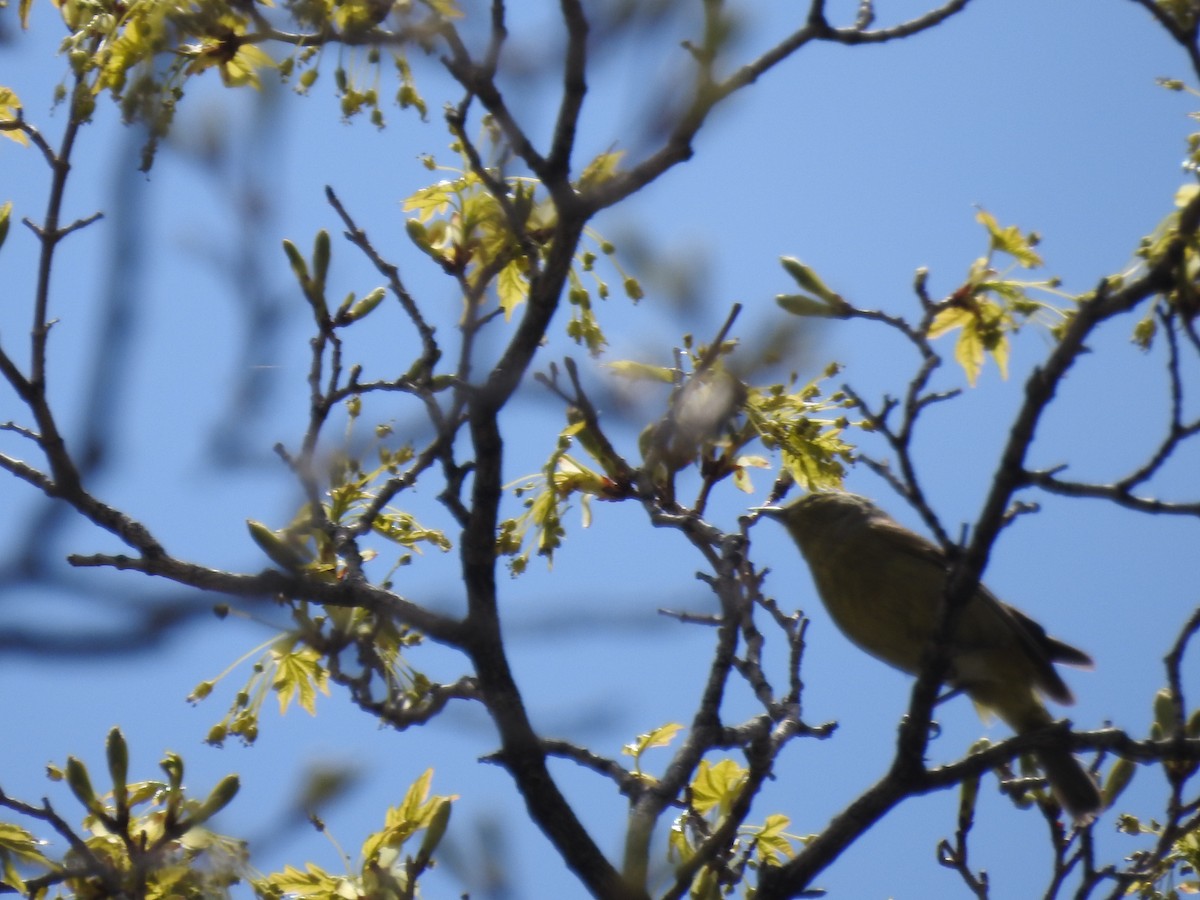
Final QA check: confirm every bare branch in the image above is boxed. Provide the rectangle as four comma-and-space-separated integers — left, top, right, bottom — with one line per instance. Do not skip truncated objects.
546, 0, 589, 181
541, 738, 646, 798
326, 186, 441, 374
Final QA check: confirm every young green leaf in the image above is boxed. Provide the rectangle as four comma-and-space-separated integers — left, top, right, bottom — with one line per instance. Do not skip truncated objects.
0, 88, 26, 146
690, 758, 747, 817
271, 644, 329, 716
345, 286, 386, 322
0, 201, 11, 251
606, 360, 676, 383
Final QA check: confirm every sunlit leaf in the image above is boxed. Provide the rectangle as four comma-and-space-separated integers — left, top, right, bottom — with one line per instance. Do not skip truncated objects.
977, 208, 1043, 268
577, 149, 624, 191
752, 813, 796, 865
256, 862, 345, 896
271, 644, 329, 716
690, 758, 747, 817
403, 181, 458, 222
0, 822, 52, 868
361, 769, 456, 865
622, 722, 684, 761
929, 300, 1011, 386
220, 44, 276, 88
745, 380, 851, 492
0, 88, 27, 146
606, 360, 676, 383
498, 259, 529, 318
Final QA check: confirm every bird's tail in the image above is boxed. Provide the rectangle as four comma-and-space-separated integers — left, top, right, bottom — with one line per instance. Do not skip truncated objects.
1035, 744, 1101, 824
994, 695, 1102, 824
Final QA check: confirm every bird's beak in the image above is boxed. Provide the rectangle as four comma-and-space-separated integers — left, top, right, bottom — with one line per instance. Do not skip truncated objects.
749, 505, 784, 519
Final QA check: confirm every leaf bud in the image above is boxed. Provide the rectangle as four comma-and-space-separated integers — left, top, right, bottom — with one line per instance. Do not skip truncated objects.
282, 239, 310, 285
416, 798, 452, 863
192, 774, 241, 825
106, 727, 129, 798
1102, 756, 1136, 809
247, 519, 309, 570
1153, 687, 1180, 734
346, 287, 386, 321
312, 230, 331, 292
65, 756, 98, 812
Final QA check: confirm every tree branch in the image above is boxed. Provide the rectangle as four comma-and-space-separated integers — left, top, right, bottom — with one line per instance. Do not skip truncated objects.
66, 552, 465, 647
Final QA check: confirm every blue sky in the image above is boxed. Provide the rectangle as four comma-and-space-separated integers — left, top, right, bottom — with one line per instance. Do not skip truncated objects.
1, 0, 1198, 897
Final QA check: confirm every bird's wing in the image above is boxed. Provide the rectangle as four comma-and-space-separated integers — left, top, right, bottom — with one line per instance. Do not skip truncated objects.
980, 587, 1081, 705
870, 513, 946, 566
874, 511, 1088, 704
1003, 603, 1094, 668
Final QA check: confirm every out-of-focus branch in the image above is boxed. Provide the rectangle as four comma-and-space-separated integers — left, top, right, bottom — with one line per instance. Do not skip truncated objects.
1125, 0, 1200, 80
438, 25, 552, 186
66, 551, 465, 646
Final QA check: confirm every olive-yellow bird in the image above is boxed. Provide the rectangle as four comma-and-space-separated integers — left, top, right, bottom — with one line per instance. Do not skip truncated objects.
759, 491, 1100, 822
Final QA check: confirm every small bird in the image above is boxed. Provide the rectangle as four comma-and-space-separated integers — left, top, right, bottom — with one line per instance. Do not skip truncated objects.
758, 490, 1101, 822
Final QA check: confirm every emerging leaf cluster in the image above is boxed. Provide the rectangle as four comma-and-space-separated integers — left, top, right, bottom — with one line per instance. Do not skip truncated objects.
214, 421, 446, 746
53, 0, 275, 164
0, 738, 454, 900
927, 210, 1067, 385
404, 145, 640, 353
27, 0, 455, 167
0, 730, 245, 899
248, 442, 449, 584
776, 211, 1071, 386
252, 769, 455, 900
620, 724, 800, 898
671, 758, 799, 897
193, 600, 427, 746
499, 415, 624, 575
1132, 173, 1200, 348
1118, 817, 1200, 899
743, 365, 855, 494
192, 633, 331, 746
1116, 684, 1200, 900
